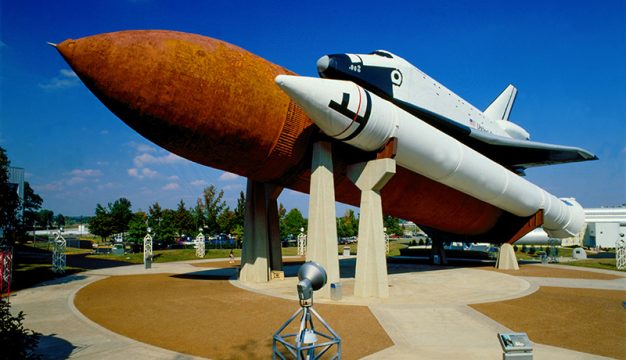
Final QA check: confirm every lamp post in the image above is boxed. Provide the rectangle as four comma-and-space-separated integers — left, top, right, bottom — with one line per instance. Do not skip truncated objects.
383, 227, 390, 254
196, 227, 206, 258
144, 227, 153, 269
297, 227, 307, 256
273, 262, 341, 359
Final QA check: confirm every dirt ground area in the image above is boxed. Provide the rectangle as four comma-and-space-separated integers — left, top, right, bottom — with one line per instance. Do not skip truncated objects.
480, 264, 624, 280
471, 286, 626, 359
75, 273, 392, 359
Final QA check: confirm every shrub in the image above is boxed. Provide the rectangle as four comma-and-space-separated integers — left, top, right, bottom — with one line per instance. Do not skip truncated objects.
418, 239, 425, 246
0, 299, 41, 359
528, 246, 536, 255
513, 245, 518, 252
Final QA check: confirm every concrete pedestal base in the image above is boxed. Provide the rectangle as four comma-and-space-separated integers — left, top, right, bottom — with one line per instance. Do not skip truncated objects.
306, 142, 340, 298
348, 158, 396, 298
239, 179, 283, 283
431, 238, 448, 265
496, 243, 519, 270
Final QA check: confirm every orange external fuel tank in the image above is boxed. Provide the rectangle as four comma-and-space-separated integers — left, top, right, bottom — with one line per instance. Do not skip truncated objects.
55, 30, 503, 236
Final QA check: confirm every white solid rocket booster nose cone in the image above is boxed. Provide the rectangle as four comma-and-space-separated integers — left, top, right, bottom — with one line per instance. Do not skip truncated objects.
276, 75, 360, 141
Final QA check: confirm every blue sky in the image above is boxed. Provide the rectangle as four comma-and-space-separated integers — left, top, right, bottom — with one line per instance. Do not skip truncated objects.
1, 0, 624, 216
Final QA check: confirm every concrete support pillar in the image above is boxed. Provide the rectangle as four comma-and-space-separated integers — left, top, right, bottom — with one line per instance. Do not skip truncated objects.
240, 179, 283, 283
495, 243, 519, 270
306, 141, 340, 298
348, 158, 396, 298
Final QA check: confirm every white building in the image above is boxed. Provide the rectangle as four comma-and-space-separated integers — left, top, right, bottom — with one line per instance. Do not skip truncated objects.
582, 208, 626, 248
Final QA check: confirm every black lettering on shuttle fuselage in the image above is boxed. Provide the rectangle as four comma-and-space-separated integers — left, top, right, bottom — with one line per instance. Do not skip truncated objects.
328, 91, 372, 141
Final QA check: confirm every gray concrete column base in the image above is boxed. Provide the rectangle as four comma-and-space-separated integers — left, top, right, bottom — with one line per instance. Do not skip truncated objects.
348, 158, 396, 298
239, 179, 283, 283
496, 243, 519, 270
306, 141, 340, 298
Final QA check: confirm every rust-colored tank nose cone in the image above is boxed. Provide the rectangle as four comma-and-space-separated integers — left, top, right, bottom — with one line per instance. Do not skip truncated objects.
55, 30, 315, 182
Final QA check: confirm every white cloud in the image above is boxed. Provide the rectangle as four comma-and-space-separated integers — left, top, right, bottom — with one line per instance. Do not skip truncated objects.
168, 175, 180, 181
133, 152, 185, 167
223, 184, 244, 191
60, 168, 104, 186
219, 172, 240, 181
128, 167, 158, 179
70, 169, 102, 177
128, 168, 140, 178
97, 182, 119, 190
37, 182, 64, 192
39, 69, 80, 90
191, 179, 208, 187
100, 130, 109, 135
162, 182, 180, 191
128, 141, 157, 153
67, 177, 87, 185
142, 168, 158, 178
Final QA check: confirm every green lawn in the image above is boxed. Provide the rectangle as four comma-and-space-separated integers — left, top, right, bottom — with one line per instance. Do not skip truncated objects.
87, 248, 240, 264
26, 242, 91, 254
560, 258, 624, 272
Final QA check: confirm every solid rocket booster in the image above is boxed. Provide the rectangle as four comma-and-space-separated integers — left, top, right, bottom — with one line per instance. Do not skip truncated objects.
276, 75, 584, 238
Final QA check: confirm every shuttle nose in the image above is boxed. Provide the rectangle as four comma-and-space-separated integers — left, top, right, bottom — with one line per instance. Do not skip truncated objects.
317, 55, 330, 77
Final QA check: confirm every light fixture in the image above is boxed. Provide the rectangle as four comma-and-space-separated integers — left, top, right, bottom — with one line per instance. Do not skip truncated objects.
273, 262, 341, 359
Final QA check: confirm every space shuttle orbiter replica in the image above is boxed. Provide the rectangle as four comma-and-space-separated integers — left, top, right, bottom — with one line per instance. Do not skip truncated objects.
314, 50, 597, 173
52, 30, 597, 243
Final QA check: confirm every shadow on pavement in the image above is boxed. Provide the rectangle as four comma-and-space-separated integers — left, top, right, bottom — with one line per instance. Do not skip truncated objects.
35, 274, 89, 288
36, 333, 75, 360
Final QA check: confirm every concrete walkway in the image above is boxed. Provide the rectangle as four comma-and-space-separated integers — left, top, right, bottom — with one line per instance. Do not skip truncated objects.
8, 259, 623, 359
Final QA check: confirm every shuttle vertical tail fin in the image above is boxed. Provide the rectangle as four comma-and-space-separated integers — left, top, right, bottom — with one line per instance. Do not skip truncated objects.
484, 84, 517, 121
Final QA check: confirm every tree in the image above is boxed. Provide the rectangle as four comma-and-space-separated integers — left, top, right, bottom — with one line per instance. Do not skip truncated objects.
233, 191, 246, 229
158, 209, 178, 245
337, 209, 358, 238
0, 299, 41, 360
280, 208, 307, 239
192, 199, 205, 231
147, 202, 163, 239
36, 210, 54, 229
174, 199, 194, 236
54, 214, 66, 228
217, 208, 237, 234
127, 212, 148, 243
22, 182, 43, 230
109, 198, 132, 234
200, 185, 226, 235
0, 147, 20, 236
88, 204, 114, 241
278, 203, 286, 220
383, 215, 403, 236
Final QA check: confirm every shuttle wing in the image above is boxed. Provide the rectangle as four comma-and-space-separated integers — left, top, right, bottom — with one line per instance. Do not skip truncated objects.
394, 99, 598, 171
467, 130, 598, 169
